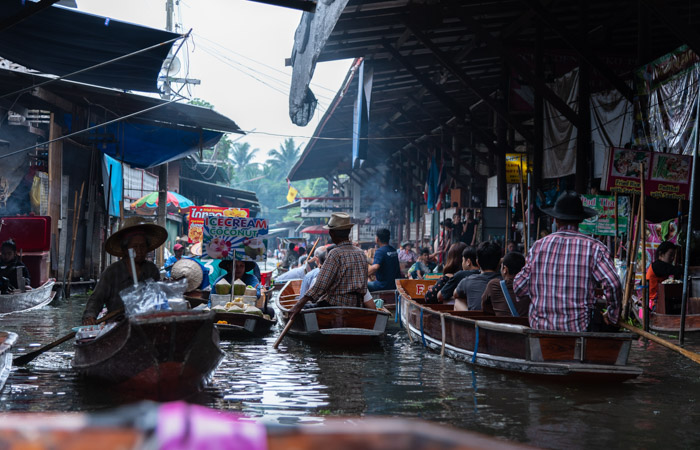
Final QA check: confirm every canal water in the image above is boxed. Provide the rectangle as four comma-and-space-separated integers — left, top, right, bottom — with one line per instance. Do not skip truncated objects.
1, 295, 700, 449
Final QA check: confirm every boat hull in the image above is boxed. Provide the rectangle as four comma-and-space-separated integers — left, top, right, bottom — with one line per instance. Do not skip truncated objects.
649, 312, 700, 333
72, 311, 223, 400
276, 280, 390, 345
214, 311, 275, 339
396, 281, 641, 382
0, 331, 17, 392
0, 280, 55, 314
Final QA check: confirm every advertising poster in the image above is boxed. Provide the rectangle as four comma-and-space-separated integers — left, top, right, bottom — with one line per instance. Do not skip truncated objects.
579, 195, 629, 236
187, 206, 249, 243
602, 147, 692, 199
505, 153, 529, 184
202, 216, 268, 262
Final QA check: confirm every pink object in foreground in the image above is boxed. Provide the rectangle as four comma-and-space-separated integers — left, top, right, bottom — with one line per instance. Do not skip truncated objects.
158, 402, 267, 450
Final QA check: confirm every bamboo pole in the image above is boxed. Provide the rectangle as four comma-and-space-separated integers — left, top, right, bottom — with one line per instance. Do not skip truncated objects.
620, 322, 700, 365
621, 195, 642, 320
518, 166, 528, 252
614, 192, 619, 259
680, 125, 699, 344
66, 182, 85, 296
640, 163, 649, 332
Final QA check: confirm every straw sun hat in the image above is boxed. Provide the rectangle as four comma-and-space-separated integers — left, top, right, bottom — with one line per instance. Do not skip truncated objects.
171, 258, 204, 292
105, 216, 168, 257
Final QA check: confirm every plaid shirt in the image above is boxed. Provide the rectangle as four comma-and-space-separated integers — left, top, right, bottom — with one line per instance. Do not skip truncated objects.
304, 241, 368, 307
513, 224, 621, 332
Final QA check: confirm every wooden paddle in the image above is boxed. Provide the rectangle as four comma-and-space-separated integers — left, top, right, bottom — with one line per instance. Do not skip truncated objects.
273, 313, 296, 349
14, 308, 124, 366
619, 322, 700, 365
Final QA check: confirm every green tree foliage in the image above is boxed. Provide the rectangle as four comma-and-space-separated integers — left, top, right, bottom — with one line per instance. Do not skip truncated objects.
267, 138, 302, 179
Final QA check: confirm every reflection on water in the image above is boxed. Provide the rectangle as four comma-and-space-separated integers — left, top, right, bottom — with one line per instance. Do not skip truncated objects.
1, 296, 700, 449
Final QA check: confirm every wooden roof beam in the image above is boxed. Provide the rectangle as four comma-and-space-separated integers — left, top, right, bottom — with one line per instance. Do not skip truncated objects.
639, 0, 700, 58
519, 0, 634, 102
404, 18, 534, 144
451, 5, 580, 124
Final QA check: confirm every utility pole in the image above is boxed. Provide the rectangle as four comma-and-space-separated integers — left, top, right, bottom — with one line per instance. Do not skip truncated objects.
157, 0, 174, 266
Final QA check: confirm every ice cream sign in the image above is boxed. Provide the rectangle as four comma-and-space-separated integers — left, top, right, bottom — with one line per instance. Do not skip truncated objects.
202, 216, 268, 261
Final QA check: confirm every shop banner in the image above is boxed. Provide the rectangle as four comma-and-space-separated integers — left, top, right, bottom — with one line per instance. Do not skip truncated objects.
202, 216, 268, 261
505, 153, 529, 184
602, 147, 692, 199
187, 206, 249, 243
579, 195, 629, 236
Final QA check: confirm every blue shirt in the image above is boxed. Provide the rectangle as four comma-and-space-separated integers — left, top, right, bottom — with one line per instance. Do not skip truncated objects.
299, 267, 320, 297
372, 245, 401, 290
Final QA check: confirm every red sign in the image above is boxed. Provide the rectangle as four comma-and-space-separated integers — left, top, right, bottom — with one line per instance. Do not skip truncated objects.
602, 147, 693, 200
187, 206, 249, 243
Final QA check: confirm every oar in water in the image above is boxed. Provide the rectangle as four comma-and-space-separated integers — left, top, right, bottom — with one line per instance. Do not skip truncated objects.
13, 308, 124, 366
619, 322, 700, 365
273, 314, 296, 350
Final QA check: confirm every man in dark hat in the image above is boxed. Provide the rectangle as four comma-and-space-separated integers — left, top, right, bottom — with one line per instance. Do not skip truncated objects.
513, 191, 622, 332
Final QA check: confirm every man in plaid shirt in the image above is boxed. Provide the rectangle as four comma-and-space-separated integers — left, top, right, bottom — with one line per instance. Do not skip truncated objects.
514, 191, 622, 332
290, 213, 371, 315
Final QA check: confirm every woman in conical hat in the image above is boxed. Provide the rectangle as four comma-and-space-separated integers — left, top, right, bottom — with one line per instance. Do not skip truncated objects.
81, 217, 167, 325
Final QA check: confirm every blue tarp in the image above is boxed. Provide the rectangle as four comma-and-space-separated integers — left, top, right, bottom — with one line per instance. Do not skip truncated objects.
102, 154, 123, 217
0, 3, 179, 92
98, 122, 223, 168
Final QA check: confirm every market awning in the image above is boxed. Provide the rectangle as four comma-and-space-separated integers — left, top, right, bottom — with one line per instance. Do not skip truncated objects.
0, 3, 180, 92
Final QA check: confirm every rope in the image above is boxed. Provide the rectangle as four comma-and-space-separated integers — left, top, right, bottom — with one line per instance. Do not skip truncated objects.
419, 308, 427, 347
440, 313, 446, 357
405, 302, 414, 343
472, 324, 480, 364
394, 291, 399, 324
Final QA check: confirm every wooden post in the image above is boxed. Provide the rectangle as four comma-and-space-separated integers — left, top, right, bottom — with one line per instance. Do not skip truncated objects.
66, 182, 85, 296
48, 114, 63, 278
621, 195, 642, 320
640, 163, 649, 332
518, 165, 528, 251
614, 192, 619, 259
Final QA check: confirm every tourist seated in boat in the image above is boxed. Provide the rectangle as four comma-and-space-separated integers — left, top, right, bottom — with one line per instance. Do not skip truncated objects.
288, 213, 373, 315
481, 251, 530, 317
81, 217, 166, 325
281, 243, 299, 269
216, 259, 260, 297
646, 241, 683, 313
296, 246, 308, 268
513, 191, 621, 332
368, 228, 402, 292
276, 254, 315, 282
163, 243, 185, 277
438, 245, 480, 304
0, 239, 31, 293
299, 245, 335, 297
453, 241, 502, 311
407, 248, 431, 279
424, 243, 466, 304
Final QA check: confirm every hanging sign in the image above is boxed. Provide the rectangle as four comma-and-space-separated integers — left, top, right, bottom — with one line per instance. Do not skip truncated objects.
602, 147, 692, 199
187, 206, 249, 243
505, 153, 529, 184
578, 195, 629, 236
202, 216, 268, 261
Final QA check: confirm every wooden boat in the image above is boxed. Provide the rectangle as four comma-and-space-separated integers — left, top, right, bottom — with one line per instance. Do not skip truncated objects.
183, 289, 209, 308
214, 310, 276, 339
637, 284, 700, 333
275, 280, 391, 345
369, 289, 397, 311
0, 331, 17, 392
72, 310, 224, 400
0, 279, 55, 315
0, 402, 527, 450
396, 279, 642, 382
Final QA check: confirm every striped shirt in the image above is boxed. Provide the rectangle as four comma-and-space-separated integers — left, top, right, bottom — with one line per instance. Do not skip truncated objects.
304, 241, 368, 307
513, 225, 621, 332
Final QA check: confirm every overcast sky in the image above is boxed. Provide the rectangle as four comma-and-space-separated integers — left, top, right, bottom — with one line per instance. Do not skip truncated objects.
76, 0, 351, 164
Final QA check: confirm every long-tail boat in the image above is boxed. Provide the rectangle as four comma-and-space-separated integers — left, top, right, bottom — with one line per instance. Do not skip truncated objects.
0, 279, 55, 315
396, 279, 642, 382
0, 331, 17, 391
0, 401, 529, 450
72, 311, 224, 400
275, 280, 390, 345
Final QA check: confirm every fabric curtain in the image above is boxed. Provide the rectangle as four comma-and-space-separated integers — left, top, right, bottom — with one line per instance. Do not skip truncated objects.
543, 68, 579, 179
591, 89, 633, 179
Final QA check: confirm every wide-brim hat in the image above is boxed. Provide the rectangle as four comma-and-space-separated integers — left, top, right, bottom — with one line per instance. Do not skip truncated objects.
105, 216, 167, 257
219, 259, 255, 275
541, 190, 598, 222
324, 212, 355, 230
401, 241, 411, 248
171, 258, 203, 292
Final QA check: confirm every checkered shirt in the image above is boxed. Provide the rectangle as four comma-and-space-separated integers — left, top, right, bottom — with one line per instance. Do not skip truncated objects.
304, 241, 368, 307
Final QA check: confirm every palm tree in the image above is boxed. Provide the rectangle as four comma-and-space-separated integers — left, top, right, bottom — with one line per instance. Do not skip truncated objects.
267, 138, 302, 179
230, 142, 259, 171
